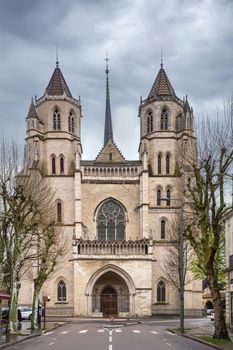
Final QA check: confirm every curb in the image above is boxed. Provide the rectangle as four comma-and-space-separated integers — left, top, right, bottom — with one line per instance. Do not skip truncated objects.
167, 329, 227, 350
0, 322, 67, 349
0, 332, 41, 349
183, 334, 226, 350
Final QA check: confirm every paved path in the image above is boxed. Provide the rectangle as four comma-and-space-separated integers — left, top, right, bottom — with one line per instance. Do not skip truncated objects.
5, 321, 214, 350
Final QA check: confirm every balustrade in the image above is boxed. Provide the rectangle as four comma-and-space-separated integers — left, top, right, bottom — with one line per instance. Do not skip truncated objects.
74, 238, 151, 256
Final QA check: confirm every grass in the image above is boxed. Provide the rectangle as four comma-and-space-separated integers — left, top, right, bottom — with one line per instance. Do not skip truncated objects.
199, 336, 233, 350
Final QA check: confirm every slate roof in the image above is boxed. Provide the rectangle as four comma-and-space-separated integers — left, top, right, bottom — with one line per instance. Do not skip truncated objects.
148, 65, 176, 99
46, 66, 72, 98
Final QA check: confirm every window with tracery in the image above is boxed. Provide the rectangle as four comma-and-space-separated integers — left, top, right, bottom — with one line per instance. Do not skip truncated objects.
160, 108, 168, 130
158, 154, 162, 174
161, 220, 166, 239
96, 200, 126, 241
146, 111, 153, 134
57, 280, 66, 301
53, 107, 61, 130
157, 281, 166, 302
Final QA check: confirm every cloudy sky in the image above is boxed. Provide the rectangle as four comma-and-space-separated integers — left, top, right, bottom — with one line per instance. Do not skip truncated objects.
0, 0, 232, 160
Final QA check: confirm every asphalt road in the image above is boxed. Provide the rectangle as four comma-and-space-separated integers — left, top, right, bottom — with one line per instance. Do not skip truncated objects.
6, 319, 214, 350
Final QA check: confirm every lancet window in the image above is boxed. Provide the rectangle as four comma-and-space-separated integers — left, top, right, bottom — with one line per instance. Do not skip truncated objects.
160, 108, 168, 130
57, 280, 66, 301
146, 111, 153, 134
53, 107, 61, 130
157, 281, 166, 302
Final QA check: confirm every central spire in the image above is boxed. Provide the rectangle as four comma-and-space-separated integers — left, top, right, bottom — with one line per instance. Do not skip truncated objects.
104, 53, 113, 146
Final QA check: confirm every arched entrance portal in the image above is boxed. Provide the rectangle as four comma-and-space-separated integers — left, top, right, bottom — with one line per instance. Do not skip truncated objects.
92, 271, 129, 316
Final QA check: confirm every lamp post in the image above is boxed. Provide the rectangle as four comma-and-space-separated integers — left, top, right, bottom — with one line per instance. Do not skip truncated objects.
161, 197, 184, 335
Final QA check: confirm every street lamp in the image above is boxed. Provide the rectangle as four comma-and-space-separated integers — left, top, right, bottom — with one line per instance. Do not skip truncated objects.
160, 197, 184, 335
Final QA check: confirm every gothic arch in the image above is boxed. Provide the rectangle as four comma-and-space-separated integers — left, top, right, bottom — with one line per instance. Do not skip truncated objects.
94, 198, 127, 241
85, 264, 136, 296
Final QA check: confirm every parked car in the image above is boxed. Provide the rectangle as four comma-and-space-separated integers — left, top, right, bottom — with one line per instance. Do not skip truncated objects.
1, 307, 22, 321
18, 307, 32, 320
206, 308, 214, 315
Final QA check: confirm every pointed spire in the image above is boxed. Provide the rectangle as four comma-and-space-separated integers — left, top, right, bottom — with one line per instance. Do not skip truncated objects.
27, 98, 38, 119
148, 63, 176, 100
46, 61, 72, 98
160, 44, 163, 68
104, 53, 113, 146
56, 45, 59, 68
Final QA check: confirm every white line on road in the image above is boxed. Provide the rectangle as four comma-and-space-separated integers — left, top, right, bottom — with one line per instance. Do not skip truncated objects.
109, 345, 112, 350
109, 336, 112, 342
45, 331, 54, 336
60, 331, 69, 335
133, 330, 141, 333
115, 329, 122, 333
98, 329, 105, 332
79, 330, 88, 334
166, 331, 176, 336
48, 342, 55, 346
166, 343, 171, 346
150, 330, 159, 334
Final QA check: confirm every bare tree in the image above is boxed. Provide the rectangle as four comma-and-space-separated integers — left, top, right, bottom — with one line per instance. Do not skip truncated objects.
161, 217, 193, 292
30, 221, 65, 330
181, 100, 233, 340
0, 136, 64, 333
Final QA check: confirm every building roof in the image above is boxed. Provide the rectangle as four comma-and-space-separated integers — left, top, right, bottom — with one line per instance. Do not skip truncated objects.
148, 64, 177, 99
46, 64, 72, 98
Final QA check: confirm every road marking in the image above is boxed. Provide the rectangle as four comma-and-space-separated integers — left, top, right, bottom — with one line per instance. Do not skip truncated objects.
60, 331, 69, 335
49, 342, 55, 346
109, 345, 112, 350
98, 329, 105, 332
133, 330, 141, 333
109, 336, 112, 342
79, 329, 88, 334
115, 329, 122, 333
166, 343, 171, 346
150, 330, 159, 334
166, 331, 176, 336
45, 331, 54, 336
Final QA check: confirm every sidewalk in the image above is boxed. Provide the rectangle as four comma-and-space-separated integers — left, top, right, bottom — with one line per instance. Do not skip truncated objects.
178, 324, 233, 350
0, 321, 62, 349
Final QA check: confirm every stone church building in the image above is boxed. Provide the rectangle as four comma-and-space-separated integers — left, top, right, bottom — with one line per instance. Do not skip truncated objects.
19, 59, 202, 317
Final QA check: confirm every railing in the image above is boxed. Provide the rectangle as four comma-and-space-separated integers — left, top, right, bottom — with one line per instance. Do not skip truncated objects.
73, 238, 151, 256
81, 166, 140, 178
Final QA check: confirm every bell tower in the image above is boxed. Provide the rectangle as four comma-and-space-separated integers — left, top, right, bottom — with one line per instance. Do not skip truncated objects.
138, 62, 195, 239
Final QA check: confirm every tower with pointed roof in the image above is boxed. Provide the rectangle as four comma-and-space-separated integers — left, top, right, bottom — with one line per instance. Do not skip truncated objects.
19, 59, 201, 318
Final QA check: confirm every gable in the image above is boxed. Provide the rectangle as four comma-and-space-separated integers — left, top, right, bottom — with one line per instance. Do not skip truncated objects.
95, 140, 126, 163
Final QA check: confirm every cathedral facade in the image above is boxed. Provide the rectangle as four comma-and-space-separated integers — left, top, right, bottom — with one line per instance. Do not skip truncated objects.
19, 59, 202, 317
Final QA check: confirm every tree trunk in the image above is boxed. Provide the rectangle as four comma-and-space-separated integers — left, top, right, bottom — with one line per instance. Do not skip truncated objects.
8, 280, 20, 334
208, 273, 230, 340
31, 283, 40, 330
